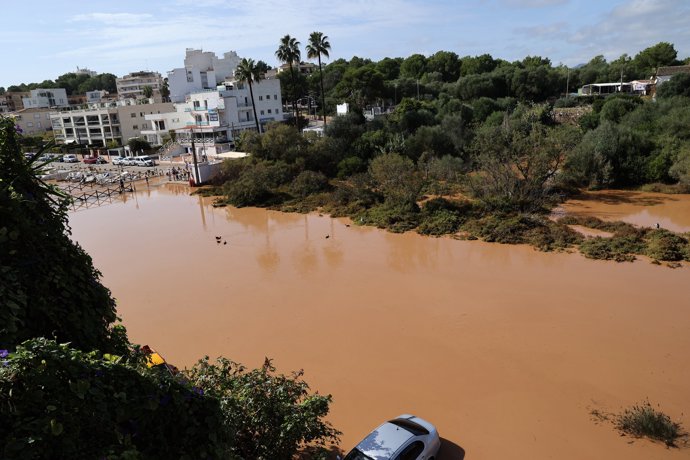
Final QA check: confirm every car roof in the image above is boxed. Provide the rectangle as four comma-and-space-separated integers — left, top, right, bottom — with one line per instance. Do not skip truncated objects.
355, 421, 414, 460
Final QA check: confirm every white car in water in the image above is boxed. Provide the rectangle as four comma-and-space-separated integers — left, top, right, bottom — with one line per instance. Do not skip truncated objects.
343, 415, 441, 460
62, 154, 79, 163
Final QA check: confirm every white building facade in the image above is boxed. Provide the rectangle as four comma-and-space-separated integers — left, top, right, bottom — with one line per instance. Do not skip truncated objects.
116, 71, 164, 100
50, 100, 174, 147
167, 49, 241, 102
22, 88, 69, 109
144, 77, 284, 157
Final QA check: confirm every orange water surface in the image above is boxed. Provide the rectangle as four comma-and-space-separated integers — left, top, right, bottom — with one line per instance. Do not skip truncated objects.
69, 184, 690, 459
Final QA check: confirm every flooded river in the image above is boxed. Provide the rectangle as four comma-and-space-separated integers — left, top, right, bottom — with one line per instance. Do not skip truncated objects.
69, 185, 690, 460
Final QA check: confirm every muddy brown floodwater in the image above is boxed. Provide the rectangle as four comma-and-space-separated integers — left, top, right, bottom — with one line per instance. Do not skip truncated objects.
69, 185, 690, 460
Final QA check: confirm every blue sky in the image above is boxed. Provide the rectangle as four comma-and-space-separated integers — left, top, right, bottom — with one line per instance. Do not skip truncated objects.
2, 0, 689, 88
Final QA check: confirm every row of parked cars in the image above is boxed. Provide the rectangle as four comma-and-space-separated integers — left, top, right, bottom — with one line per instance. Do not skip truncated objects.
112, 155, 156, 167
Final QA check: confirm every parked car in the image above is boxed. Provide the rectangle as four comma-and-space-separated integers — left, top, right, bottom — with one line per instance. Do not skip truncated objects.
62, 154, 79, 163
343, 415, 441, 460
37, 153, 61, 163
111, 156, 127, 166
83, 156, 108, 164
133, 155, 155, 167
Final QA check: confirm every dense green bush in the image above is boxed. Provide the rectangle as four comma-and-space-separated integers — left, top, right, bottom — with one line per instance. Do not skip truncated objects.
644, 229, 690, 261
0, 116, 125, 353
289, 170, 329, 198
578, 236, 642, 262
188, 357, 340, 460
0, 339, 229, 460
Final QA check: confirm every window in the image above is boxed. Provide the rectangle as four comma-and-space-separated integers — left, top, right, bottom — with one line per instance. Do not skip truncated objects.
27, 122, 33, 127
259, 96, 263, 101
132, 125, 138, 130
260, 110, 264, 115
131, 113, 136, 118
37, 122, 42, 128
34, 114, 40, 119
266, 94, 270, 100
267, 109, 272, 114
394, 441, 424, 460
274, 94, 278, 100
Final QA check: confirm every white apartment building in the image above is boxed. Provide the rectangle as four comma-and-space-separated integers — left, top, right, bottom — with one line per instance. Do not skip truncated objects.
86, 90, 109, 103
74, 66, 98, 77
10, 108, 55, 135
116, 71, 164, 100
144, 76, 283, 157
50, 100, 174, 147
167, 49, 241, 102
22, 88, 69, 109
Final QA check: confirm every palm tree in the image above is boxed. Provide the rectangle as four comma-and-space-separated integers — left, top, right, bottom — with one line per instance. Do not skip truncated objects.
306, 31, 331, 128
276, 34, 301, 131
235, 58, 263, 133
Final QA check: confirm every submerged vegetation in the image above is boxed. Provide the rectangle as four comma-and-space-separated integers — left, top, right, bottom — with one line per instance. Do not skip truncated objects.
616, 401, 685, 447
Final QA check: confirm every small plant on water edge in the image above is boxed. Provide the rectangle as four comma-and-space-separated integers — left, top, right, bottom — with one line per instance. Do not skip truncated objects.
615, 400, 685, 447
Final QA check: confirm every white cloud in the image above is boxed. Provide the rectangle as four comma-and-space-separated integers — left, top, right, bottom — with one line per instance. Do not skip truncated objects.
71, 13, 153, 24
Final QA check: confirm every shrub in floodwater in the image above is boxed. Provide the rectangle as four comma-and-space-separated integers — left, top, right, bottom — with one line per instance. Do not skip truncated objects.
615, 400, 684, 446
645, 229, 690, 261
357, 202, 420, 233
417, 198, 473, 236
579, 236, 640, 262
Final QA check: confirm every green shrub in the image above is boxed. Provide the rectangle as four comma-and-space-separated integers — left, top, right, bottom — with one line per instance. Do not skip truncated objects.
615, 401, 684, 446
417, 198, 472, 236
188, 357, 340, 459
417, 208, 461, 236
644, 229, 690, 261
358, 203, 420, 233
0, 339, 229, 460
289, 170, 329, 198
579, 236, 640, 262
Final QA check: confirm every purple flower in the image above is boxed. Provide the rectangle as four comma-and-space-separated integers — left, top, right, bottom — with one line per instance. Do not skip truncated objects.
0, 350, 8, 358
14, 125, 23, 134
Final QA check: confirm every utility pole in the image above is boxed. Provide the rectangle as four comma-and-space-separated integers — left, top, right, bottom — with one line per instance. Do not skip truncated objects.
565, 68, 570, 97
190, 125, 200, 185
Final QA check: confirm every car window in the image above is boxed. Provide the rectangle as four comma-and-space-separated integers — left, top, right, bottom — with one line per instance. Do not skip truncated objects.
343, 448, 374, 460
395, 440, 424, 460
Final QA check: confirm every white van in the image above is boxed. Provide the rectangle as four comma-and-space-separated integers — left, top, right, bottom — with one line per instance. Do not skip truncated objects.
133, 156, 155, 167
62, 154, 78, 163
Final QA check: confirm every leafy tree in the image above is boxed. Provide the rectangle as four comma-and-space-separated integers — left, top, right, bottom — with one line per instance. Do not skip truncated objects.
235, 58, 264, 133
306, 31, 332, 126
160, 78, 170, 102
369, 152, 423, 207
255, 60, 271, 74
0, 116, 125, 352
635, 42, 678, 73
142, 85, 153, 99
459, 54, 498, 76
469, 119, 579, 211
427, 51, 460, 82
400, 53, 427, 79
0, 87, 5, 95
188, 357, 340, 460
656, 73, 690, 98
376, 57, 403, 80
127, 137, 151, 153
276, 35, 302, 130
